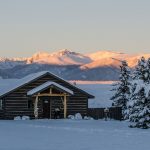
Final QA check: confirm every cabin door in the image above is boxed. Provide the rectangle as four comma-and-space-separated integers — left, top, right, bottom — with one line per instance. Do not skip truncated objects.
42, 97, 51, 119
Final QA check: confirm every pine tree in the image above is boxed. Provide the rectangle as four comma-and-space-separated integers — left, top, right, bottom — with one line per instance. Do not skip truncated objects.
111, 60, 131, 119
126, 82, 137, 120
129, 57, 150, 128
145, 58, 150, 83
129, 86, 150, 129
133, 56, 147, 81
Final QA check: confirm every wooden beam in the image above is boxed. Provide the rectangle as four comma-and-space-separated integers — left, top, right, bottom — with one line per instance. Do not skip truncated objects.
33, 94, 69, 97
49, 88, 52, 94
64, 94, 67, 119
34, 95, 38, 119
49, 97, 51, 119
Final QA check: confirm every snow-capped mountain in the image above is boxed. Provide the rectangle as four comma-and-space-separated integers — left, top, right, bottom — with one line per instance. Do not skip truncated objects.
125, 53, 150, 67
85, 51, 150, 69
0, 49, 93, 69
27, 49, 92, 65
87, 50, 128, 61
80, 58, 121, 70
0, 58, 26, 69
0, 49, 150, 80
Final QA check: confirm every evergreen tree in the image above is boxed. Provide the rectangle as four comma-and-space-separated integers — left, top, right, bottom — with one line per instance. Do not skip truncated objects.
145, 58, 150, 83
111, 60, 131, 119
129, 57, 150, 128
133, 57, 147, 81
126, 82, 137, 120
129, 86, 150, 129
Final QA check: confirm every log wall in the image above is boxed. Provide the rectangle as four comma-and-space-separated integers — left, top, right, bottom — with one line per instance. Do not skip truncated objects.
1, 73, 89, 119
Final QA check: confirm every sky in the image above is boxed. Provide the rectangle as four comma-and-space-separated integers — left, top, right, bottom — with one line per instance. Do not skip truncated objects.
0, 0, 150, 57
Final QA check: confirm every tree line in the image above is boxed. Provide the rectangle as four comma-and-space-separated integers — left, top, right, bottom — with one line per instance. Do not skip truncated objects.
111, 57, 150, 129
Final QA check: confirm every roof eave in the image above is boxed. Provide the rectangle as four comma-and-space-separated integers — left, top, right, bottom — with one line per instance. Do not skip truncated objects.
0, 71, 95, 98
27, 84, 74, 96
88, 95, 95, 99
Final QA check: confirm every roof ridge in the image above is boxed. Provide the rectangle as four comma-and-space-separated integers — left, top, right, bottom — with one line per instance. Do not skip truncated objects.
0, 71, 94, 98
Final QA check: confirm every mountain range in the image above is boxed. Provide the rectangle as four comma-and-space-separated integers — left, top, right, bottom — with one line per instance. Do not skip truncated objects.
0, 49, 150, 80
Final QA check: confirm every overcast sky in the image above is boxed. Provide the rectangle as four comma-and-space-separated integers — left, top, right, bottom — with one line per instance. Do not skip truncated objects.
0, 0, 150, 57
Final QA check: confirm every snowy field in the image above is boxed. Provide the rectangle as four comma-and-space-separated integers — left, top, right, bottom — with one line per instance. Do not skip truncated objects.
0, 119, 150, 150
74, 81, 116, 108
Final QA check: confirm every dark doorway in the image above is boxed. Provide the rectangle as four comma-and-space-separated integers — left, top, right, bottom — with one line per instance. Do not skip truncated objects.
42, 97, 51, 119
41, 96, 64, 119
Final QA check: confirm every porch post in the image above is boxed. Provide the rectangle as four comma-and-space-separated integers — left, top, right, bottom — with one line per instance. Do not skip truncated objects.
34, 95, 39, 119
64, 94, 67, 118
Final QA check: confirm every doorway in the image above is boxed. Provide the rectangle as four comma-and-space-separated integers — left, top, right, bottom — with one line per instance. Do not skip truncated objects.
42, 97, 51, 119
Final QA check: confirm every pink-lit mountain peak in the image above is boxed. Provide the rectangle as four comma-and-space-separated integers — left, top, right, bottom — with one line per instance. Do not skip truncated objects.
87, 50, 128, 61
1, 49, 150, 69
27, 49, 92, 65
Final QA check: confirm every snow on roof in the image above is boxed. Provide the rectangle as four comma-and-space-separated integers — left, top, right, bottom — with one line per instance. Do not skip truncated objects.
0, 71, 93, 98
0, 71, 50, 97
27, 81, 74, 96
0, 73, 114, 108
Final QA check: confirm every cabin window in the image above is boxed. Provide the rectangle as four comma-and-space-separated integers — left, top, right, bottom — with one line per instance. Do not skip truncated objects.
0, 99, 3, 109
28, 98, 34, 109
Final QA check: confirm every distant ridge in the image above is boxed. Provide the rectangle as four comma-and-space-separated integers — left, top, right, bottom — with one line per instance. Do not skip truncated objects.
0, 49, 150, 80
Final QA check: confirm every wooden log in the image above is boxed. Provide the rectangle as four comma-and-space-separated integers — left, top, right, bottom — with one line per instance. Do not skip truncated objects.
64, 94, 67, 118
34, 96, 38, 119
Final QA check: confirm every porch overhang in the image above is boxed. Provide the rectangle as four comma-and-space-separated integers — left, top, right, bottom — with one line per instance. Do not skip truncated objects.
27, 81, 73, 119
27, 81, 74, 96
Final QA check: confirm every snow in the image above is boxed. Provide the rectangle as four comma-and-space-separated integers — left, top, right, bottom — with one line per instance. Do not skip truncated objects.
0, 71, 50, 97
0, 119, 149, 150
80, 57, 122, 69
27, 49, 92, 65
74, 113, 82, 120
87, 50, 150, 68
14, 116, 30, 120
2, 49, 150, 70
132, 79, 150, 97
0, 71, 78, 97
68, 115, 75, 119
68, 113, 83, 120
87, 50, 127, 61
22, 116, 30, 120
27, 81, 74, 95
14, 116, 22, 120
77, 83, 114, 108
0, 72, 114, 108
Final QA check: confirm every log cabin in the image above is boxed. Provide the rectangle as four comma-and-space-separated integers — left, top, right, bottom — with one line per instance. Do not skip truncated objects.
0, 71, 94, 119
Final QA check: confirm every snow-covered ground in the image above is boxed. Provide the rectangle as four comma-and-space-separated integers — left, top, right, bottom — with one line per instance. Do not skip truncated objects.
0, 119, 149, 150
75, 81, 116, 108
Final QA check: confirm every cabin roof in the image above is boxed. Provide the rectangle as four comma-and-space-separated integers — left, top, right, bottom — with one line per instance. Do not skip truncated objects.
27, 81, 74, 96
0, 71, 94, 98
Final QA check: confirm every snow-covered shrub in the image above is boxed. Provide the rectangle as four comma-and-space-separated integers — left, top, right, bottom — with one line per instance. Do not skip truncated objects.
83, 116, 94, 120
83, 116, 89, 120
68, 113, 83, 120
14, 116, 30, 120
22, 116, 30, 120
68, 114, 93, 120
68, 115, 75, 120
75, 113, 82, 120
14, 116, 22, 120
